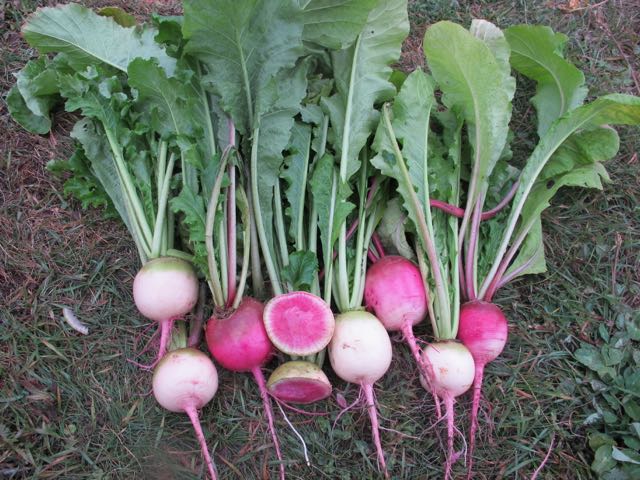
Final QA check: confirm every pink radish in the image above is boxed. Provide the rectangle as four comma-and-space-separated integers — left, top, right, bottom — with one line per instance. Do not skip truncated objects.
364, 255, 441, 417
263, 291, 335, 356
420, 341, 475, 480
133, 256, 199, 364
205, 297, 284, 480
328, 311, 393, 479
152, 348, 219, 480
267, 360, 332, 404
456, 301, 508, 479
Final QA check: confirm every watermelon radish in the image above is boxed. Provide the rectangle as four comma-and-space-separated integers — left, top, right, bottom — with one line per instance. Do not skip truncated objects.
263, 291, 335, 356
205, 297, 284, 480
267, 360, 332, 404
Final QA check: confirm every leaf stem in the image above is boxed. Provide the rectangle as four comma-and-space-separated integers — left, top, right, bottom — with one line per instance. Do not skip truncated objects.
151, 151, 176, 258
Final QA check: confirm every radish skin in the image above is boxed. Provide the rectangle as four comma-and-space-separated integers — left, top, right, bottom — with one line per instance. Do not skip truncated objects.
133, 257, 199, 364
421, 341, 475, 480
152, 348, 219, 480
457, 301, 508, 479
329, 311, 392, 478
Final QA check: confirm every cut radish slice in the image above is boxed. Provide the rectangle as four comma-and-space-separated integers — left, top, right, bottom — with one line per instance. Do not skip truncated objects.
267, 360, 332, 404
263, 291, 335, 356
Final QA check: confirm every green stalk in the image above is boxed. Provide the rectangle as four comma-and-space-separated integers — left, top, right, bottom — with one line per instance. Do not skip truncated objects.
104, 127, 152, 258
381, 105, 451, 337
308, 203, 320, 297
416, 244, 439, 339
295, 135, 311, 251
247, 186, 265, 299
273, 182, 289, 267
205, 153, 229, 307
218, 208, 228, 304
250, 127, 282, 296
166, 249, 194, 263
348, 158, 369, 309
150, 152, 176, 258
233, 186, 252, 310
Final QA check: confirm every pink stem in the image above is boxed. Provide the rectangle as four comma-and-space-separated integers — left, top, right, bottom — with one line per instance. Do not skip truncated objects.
372, 232, 385, 258
466, 363, 485, 480
429, 180, 519, 221
459, 250, 468, 302
465, 197, 483, 301
363, 383, 389, 479
252, 367, 285, 480
367, 248, 379, 263
226, 164, 237, 308
184, 404, 218, 480
188, 285, 206, 348
401, 322, 441, 419
443, 394, 455, 480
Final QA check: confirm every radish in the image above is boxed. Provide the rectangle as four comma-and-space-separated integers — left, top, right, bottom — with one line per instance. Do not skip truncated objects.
420, 341, 475, 479
153, 347, 219, 480
328, 311, 393, 478
456, 301, 507, 477
263, 291, 334, 356
364, 255, 441, 416
133, 256, 199, 364
267, 360, 332, 404
205, 297, 284, 480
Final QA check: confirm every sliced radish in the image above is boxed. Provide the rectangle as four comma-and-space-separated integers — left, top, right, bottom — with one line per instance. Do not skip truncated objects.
267, 360, 332, 404
263, 291, 335, 356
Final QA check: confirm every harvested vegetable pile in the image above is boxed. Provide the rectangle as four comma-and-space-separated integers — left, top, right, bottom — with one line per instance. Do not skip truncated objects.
6, 1, 640, 479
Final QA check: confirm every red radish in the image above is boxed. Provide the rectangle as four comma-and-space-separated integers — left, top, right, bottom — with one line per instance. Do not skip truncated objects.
364, 255, 441, 416
267, 360, 332, 404
457, 301, 508, 479
133, 257, 199, 364
328, 311, 393, 479
152, 348, 219, 480
205, 297, 284, 480
263, 291, 335, 356
420, 341, 475, 480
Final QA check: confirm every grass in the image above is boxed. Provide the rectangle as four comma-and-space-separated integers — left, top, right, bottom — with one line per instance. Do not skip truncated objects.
1, 0, 639, 478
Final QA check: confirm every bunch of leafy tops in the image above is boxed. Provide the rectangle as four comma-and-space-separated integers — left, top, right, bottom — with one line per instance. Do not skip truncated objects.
9, 1, 640, 478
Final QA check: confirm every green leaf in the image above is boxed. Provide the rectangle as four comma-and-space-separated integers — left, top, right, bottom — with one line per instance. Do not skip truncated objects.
575, 344, 606, 372
505, 24, 587, 136
424, 21, 514, 206
612, 447, 640, 465
6, 85, 51, 134
503, 217, 547, 280
183, 0, 305, 135
592, 445, 617, 475
23, 4, 176, 75
480, 94, 640, 298
283, 122, 312, 247
15, 58, 60, 118
323, 0, 408, 183
299, 0, 377, 49
97, 7, 137, 27
127, 58, 199, 138
281, 250, 319, 291
376, 197, 415, 260
170, 185, 208, 276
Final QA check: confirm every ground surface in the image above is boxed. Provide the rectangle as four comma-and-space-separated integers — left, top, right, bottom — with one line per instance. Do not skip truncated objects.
1, 1, 639, 479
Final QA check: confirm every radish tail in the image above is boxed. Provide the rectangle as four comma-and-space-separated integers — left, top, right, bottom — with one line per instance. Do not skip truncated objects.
466, 362, 485, 480
363, 383, 389, 479
401, 322, 442, 419
184, 404, 218, 480
444, 394, 455, 480
252, 367, 285, 480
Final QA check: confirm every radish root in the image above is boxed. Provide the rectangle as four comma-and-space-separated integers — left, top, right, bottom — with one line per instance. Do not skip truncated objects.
184, 404, 218, 480
466, 362, 485, 480
252, 367, 285, 480
363, 383, 389, 479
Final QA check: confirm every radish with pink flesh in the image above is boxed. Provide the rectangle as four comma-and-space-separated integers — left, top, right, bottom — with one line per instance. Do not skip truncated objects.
364, 255, 441, 417
133, 257, 199, 364
267, 360, 332, 404
153, 348, 219, 480
205, 297, 284, 480
329, 311, 393, 479
420, 341, 475, 480
264, 291, 335, 356
457, 301, 508, 478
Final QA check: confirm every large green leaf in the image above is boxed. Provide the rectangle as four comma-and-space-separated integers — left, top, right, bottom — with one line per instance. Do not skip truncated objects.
22, 3, 175, 75
6, 85, 51, 134
283, 122, 312, 247
480, 94, 640, 297
322, 0, 408, 182
424, 21, 514, 206
299, 0, 377, 49
183, 0, 305, 135
505, 25, 587, 136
